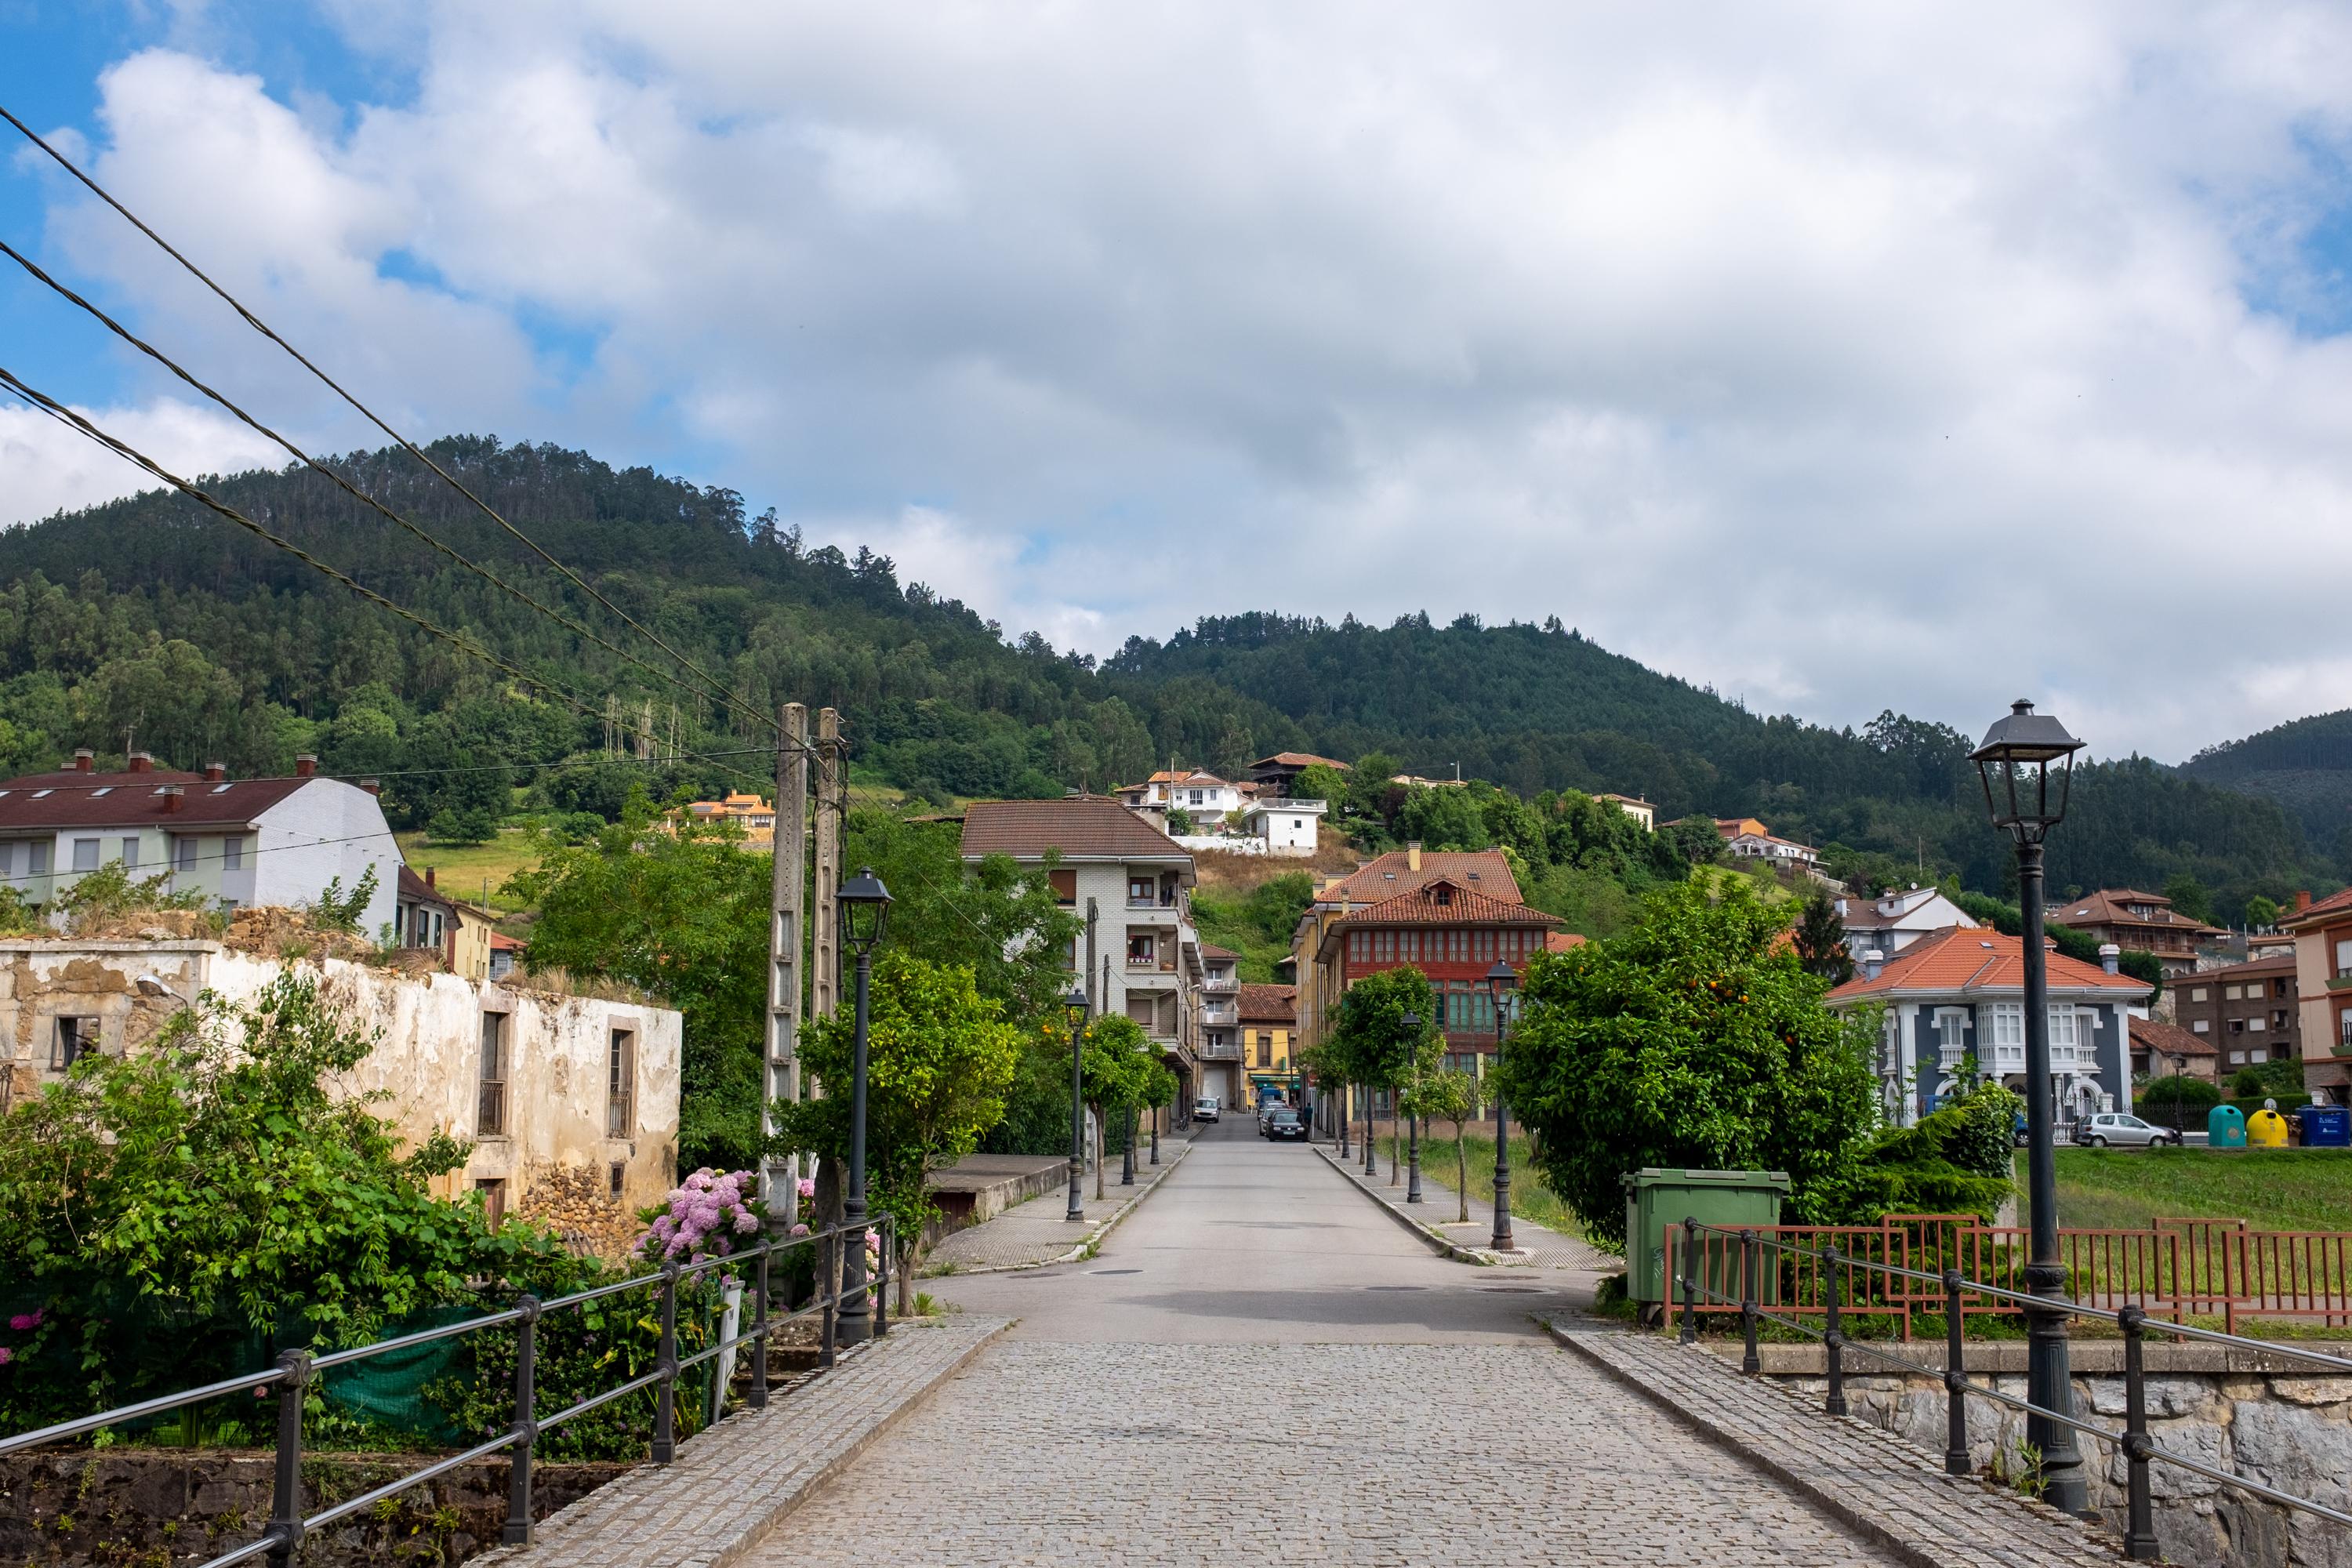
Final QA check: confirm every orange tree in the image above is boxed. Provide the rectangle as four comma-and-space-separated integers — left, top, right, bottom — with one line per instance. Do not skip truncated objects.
1497, 880, 1878, 1247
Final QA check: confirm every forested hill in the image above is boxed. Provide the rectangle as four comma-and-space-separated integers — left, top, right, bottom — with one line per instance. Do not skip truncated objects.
2182, 711, 2352, 852
0, 436, 2330, 919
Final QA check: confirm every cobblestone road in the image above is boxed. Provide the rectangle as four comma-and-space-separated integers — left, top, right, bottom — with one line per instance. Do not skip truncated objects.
744, 1125, 1918, 1566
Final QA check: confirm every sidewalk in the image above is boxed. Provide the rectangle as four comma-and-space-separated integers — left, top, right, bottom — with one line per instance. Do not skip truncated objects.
1317, 1142, 1619, 1271
921, 1136, 1194, 1274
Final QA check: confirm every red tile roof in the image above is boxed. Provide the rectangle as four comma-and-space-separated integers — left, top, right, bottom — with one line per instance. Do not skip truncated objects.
1826, 925, 2150, 1001
960, 797, 1192, 862
2284, 888, 2352, 929
398, 865, 455, 910
1321, 849, 1521, 906
1545, 931, 1588, 953
2193, 952, 2297, 981
1248, 752, 1351, 771
0, 768, 311, 830
1199, 942, 1239, 960
2129, 1015, 2218, 1061
2048, 888, 2227, 938
1327, 879, 1564, 946
1237, 982, 1295, 1023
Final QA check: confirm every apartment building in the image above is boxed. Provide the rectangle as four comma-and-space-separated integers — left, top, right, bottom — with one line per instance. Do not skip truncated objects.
2281, 889, 2352, 1105
960, 796, 1203, 1107
2174, 953, 2300, 1070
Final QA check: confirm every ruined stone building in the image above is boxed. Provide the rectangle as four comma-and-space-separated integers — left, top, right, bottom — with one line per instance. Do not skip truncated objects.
0, 936, 681, 1224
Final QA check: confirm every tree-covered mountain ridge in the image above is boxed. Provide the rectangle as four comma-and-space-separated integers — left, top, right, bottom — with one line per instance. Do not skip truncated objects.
0, 435, 2331, 918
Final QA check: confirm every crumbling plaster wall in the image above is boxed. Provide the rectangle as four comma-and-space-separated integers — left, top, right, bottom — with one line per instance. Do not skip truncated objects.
0, 942, 680, 1215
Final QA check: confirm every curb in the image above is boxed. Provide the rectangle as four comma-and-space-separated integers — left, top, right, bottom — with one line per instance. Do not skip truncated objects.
1315, 1144, 1494, 1265
927, 1138, 1196, 1276
1540, 1319, 2092, 1568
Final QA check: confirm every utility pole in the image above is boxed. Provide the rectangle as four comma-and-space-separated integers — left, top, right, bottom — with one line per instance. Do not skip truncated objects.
761, 702, 808, 1232
1084, 897, 1099, 1011
811, 708, 843, 1024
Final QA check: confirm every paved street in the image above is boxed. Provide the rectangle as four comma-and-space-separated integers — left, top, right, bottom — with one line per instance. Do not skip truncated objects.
744, 1121, 1918, 1566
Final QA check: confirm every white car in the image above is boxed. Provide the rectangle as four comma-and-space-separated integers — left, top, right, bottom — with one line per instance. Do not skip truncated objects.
1192, 1096, 1219, 1123
2071, 1112, 2183, 1149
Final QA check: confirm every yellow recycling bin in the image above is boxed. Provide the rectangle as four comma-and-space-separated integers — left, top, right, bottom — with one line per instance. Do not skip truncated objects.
2248, 1102, 2289, 1148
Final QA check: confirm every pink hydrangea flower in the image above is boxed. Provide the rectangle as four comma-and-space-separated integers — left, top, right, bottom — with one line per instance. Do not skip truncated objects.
0, 1346, 13, 1366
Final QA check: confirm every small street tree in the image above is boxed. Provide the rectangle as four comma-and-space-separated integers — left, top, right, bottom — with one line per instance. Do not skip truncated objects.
1331, 966, 1437, 1177
1501, 880, 1879, 1246
1405, 1068, 1484, 1223
782, 951, 1023, 1308
1080, 1015, 1153, 1199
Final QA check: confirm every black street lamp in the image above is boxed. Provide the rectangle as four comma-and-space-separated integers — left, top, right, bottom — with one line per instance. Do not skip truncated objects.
1403, 1011, 1424, 1203
836, 866, 891, 1345
1338, 1064, 1351, 1157
1485, 959, 1517, 1253
1971, 698, 2088, 1514
1362, 1076, 1377, 1178
1064, 986, 1089, 1222
2167, 1051, 2184, 1135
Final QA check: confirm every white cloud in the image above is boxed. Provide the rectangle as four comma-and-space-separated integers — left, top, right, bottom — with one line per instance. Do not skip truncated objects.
16, 4, 2352, 761
0, 396, 284, 524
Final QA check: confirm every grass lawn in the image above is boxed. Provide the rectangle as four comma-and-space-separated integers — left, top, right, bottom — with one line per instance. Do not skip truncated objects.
1411, 1127, 1597, 1242
396, 830, 543, 913
2025, 1145, 2352, 1233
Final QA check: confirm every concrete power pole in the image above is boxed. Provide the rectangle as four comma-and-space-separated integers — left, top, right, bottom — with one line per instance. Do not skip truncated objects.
811, 708, 843, 1023
761, 702, 808, 1231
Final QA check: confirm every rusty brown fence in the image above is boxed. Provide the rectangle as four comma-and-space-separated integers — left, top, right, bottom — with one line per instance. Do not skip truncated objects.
1667, 1213, 2352, 1336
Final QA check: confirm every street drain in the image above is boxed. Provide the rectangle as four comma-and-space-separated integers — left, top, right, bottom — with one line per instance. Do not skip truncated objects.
1479, 1286, 1544, 1294
1088, 1268, 1142, 1275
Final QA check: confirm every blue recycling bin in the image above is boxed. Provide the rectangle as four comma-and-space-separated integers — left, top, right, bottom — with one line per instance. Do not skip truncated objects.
2303, 1105, 2350, 1148
2208, 1103, 2247, 1149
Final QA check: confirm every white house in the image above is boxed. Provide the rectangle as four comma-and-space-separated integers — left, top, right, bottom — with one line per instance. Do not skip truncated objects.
1594, 793, 1656, 831
1117, 769, 1247, 822
1825, 926, 2151, 1129
0, 750, 400, 935
1833, 885, 1979, 960
962, 795, 1206, 1105
1243, 797, 1326, 855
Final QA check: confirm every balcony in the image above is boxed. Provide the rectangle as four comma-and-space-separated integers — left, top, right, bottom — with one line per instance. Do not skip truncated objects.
1127, 896, 1181, 912
1198, 1038, 1241, 1061
1200, 1002, 1237, 1026
1126, 956, 1178, 974
1201, 974, 1237, 994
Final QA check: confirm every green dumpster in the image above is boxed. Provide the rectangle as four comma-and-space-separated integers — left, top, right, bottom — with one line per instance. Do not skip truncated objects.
1622, 1168, 1791, 1305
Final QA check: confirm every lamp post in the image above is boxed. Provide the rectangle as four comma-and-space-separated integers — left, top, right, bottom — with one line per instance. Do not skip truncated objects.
1064, 986, 1089, 1222
1363, 1076, 1377, 1178
1403, 1011, 1423, 1203
1971, 698, 2089, 1514
1485, 959, 1517, 1253
1338, 1065, 1350, 1157
836, 866, 892, 1346
2167, 1051, 2184, 1135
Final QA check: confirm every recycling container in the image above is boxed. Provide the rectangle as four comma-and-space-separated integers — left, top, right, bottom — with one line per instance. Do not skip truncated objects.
1622, 1167, 1791, 1305
2303, 1105, 2350, 1148
2207, 1104, 2247, 1149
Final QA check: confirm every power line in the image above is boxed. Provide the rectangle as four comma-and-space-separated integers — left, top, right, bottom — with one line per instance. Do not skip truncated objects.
0, 237, 800, 750
0, 363, 655, 746
0, 101, 767, 735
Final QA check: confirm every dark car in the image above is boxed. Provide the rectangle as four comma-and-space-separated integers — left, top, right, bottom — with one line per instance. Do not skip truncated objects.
1262, 1108, 1305, 1141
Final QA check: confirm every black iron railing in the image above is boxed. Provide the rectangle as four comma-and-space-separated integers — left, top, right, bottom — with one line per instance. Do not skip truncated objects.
1675, 1217, 2352, 1557
0, 1214, 895, 1568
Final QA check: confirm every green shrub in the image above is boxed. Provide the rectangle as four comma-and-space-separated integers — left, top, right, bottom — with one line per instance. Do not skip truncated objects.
2139, 1076, 2219, 1118
1838, 1083, 2018, 1221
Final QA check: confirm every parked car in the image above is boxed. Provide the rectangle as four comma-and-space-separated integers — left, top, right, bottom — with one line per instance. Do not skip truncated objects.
1192, 1096, 1219, 1123
2071, 1112, 2183, 1149
1261, 1108, 1306, 1141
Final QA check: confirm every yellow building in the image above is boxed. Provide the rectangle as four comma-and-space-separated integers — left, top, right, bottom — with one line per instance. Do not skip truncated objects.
684, 791, 778, 848
1239, 983, 1297, 1104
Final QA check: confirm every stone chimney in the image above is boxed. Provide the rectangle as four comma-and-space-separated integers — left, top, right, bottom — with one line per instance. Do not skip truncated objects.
1861, 949, 1885, 981
2099, 942, 2121, 975
358, 778, 380, 796
2295, 890, 2313, 915
161, 785, 183, 814
1406, 841, 1422, 872
425, 866, 436, 889
294, 753, 318, 779
126, 751, 154, 774
71, 747, 93, 773
202, 761, 227, 783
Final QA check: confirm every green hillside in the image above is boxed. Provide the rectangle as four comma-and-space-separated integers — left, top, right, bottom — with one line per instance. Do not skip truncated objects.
0, 435, 2330, 919
2181, 710, 2352, 855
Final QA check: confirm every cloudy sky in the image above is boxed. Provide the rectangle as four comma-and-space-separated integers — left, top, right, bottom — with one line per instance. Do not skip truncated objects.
5, 2, 2352, 762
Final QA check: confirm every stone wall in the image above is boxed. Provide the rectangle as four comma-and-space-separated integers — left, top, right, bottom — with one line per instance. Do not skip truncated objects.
0, 1450, 629, 1568
1726, 1341, 2352, 1568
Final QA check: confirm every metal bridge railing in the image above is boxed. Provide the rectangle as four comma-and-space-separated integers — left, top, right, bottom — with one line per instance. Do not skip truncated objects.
1675, 1217, 2352, 1559
0, 1214, 895, 1568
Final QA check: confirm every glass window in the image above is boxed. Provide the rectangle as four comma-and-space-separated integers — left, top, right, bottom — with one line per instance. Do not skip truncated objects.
175, 837, 198, 870
119, 837, 139, 869
2192, 1020, 2209, 1033
51, 1015, 97, 1069
72, 838, 98, 873
2190, 987, 2209, 1002
28, 841, 47, 876
2336, 938, 2352, 977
